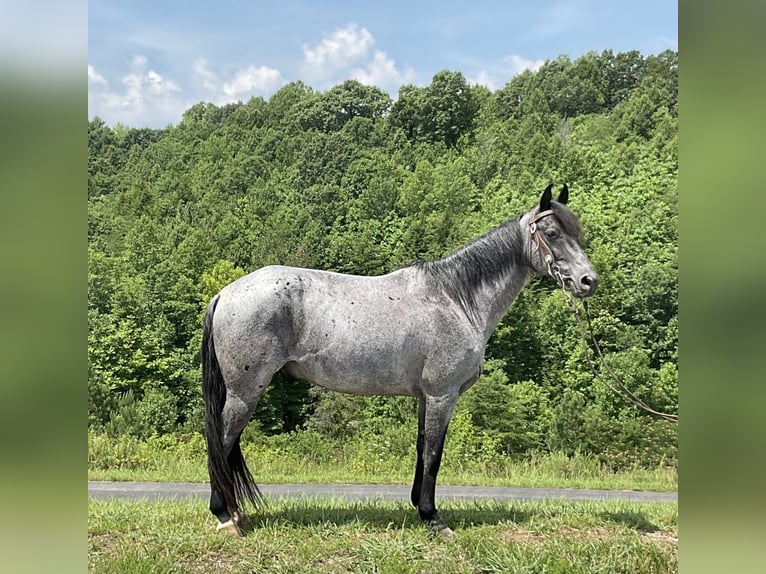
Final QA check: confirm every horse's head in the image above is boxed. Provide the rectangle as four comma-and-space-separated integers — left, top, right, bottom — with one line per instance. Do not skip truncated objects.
524, 184, 598, 298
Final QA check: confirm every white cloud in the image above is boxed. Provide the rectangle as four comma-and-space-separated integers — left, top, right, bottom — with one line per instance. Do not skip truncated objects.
303, 23, 374, 75
469, 69, 497, 91
192, 58, 285, 104
88, 65, 108, 88
222, 65, 284, 98
88, 57, 185, 126
131, 54, 148, 69
124, 70, 181, 100
469, 54, 545, 91
89, 55, 289, 126
192, 58, 219, 93
504, 54, 545, 75
301, 24, 415, 92
351, 50, 416, 92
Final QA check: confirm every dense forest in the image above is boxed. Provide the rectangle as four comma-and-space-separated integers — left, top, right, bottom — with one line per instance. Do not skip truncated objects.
88, 49, 677, 469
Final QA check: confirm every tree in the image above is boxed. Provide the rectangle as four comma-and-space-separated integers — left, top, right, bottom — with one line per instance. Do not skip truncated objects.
390, 71, 479, 147
298, 80, 392, 132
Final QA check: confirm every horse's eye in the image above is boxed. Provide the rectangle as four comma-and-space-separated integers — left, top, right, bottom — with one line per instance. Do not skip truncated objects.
545, 229, 558, 239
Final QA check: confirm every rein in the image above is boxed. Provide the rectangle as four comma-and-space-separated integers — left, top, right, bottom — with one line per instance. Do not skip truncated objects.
559, 282, 679, 424
529, 211, 679, 424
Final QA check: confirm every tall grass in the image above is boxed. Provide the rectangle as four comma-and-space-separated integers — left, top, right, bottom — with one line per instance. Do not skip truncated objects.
88, 427, 677, 491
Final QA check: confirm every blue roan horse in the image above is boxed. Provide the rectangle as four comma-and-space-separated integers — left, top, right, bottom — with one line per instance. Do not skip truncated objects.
202, 184, 598, 536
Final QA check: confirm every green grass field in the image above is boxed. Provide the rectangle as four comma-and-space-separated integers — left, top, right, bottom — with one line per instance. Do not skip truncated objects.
88, 497, 677, 573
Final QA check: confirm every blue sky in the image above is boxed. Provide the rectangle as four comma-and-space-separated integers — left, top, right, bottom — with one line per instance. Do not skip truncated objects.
88, 0, 677, 128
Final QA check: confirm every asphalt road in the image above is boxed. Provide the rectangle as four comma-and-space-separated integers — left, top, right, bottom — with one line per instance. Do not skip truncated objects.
88, 481, 677, 504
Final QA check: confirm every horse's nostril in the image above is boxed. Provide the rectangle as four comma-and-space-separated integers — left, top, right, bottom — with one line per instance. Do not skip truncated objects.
580, 274, 599, 291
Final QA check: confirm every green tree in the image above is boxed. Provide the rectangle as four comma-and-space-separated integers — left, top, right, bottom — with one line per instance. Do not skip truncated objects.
298, 80, 392, 132
390, 71, 479, 147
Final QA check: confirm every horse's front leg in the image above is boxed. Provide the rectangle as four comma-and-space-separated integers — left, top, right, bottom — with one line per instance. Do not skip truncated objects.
415, 393, 457, 537
410, 396, 426, 508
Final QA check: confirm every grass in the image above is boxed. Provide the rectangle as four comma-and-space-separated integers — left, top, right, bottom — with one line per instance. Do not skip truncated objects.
88, 497, 677, 573
88, 432, 678, 492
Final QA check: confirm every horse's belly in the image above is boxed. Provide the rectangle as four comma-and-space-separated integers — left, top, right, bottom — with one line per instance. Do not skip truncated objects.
283, 347, 420, 397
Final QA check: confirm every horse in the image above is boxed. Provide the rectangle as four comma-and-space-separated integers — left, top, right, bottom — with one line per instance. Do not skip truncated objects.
201, 183, 598, 537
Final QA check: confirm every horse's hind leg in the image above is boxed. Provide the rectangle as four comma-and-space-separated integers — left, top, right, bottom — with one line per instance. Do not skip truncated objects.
213, 376, 271, 534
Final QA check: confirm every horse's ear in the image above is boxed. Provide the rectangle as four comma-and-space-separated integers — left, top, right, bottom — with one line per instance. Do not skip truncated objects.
557, 183, 569, 205
540, 183, 553, 211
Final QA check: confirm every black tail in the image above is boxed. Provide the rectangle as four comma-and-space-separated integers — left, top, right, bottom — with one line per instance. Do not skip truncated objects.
202, 295, 262, 514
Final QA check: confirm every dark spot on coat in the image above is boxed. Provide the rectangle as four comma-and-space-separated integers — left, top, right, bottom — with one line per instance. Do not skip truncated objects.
244, 365, 249, 371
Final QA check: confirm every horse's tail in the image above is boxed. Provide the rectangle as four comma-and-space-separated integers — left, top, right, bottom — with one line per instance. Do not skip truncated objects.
202, 294, 262, 513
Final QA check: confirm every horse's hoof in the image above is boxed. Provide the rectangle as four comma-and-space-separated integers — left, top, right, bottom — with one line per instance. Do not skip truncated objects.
436, 525, 455, 539
429, 516, 455, 539
216, 519, 243, 536
233, 511, 251, 527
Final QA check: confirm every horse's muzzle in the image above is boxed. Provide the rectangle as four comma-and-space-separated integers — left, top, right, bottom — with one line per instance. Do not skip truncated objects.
574, 272, 599, 298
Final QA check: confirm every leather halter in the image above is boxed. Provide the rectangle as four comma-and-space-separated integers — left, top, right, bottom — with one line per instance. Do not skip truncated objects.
528, 209, 555, 269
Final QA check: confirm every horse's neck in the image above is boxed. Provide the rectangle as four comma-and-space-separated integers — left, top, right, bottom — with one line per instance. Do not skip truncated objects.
461, 214, 533, 339
473, 264, 532, 340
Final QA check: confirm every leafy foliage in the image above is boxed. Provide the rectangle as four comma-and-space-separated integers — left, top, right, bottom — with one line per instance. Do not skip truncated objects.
88, 51, 678, 469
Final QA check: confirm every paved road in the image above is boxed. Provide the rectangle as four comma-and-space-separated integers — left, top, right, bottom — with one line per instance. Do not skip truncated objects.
88, 481, 677, 504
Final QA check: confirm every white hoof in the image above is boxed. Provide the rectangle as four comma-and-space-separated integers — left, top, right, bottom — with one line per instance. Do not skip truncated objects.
216, 519, 243, 536
438, 526, 455, 539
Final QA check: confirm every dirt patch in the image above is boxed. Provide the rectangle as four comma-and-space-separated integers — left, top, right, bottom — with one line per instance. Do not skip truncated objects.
178, 550, 239, 573
497, 527, 543, 543
498, 526, 678, 545
641, 531, 678, 547
88, 533, 119, 555
88, 533, 120, 570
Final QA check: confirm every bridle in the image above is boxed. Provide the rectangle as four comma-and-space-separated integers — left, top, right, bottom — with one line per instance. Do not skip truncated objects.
528, 209, 559, 279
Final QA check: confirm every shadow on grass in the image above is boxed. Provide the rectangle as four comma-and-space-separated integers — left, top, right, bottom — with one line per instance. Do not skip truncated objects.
239, 500, 660, 535
598, 510, 660, 532
243, 503, 532, 534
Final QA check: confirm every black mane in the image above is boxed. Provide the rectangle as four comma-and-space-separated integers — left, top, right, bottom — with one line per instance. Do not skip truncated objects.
411, 216, 525, 324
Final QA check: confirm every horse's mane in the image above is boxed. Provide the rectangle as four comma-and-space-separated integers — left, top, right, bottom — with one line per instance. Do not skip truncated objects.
410, 216, 525, 324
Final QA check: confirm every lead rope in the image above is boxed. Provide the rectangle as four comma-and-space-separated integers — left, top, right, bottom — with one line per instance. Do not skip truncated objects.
552, 266, 679, 424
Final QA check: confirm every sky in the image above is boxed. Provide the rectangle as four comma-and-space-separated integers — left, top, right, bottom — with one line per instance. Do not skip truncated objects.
88, 0, 677, 128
